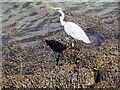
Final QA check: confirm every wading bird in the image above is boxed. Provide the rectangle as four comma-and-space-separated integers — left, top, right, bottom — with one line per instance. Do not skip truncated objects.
51, 7, 91, 44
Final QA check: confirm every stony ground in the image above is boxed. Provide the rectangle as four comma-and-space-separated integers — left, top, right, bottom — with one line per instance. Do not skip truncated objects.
2, 8, 119, 89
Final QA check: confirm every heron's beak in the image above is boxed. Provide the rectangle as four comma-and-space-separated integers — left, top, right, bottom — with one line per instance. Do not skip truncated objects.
51, 7, 56, 10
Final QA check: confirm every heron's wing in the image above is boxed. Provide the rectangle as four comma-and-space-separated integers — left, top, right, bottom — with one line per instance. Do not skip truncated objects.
64, 22, 91, 43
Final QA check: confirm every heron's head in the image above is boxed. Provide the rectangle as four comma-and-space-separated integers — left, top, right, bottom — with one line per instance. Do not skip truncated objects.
51, 7, 63, 12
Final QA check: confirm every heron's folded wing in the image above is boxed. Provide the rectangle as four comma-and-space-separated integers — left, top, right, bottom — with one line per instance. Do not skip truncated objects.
64, 22, 91, 43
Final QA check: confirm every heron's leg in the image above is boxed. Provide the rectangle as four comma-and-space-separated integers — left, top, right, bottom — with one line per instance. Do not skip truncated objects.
65, 37, 75, 49
71, 39, 76, 48
68, 38, 77, 49
70, 39, 83, 50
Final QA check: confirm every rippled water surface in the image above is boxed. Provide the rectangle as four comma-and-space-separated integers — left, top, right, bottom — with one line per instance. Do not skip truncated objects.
1, 2, 119, 88
2, 2, 118, 46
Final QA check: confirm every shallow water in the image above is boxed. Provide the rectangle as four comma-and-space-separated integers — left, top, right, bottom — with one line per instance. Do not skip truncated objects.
1, 2, 119, 88
2, 2, 118, 47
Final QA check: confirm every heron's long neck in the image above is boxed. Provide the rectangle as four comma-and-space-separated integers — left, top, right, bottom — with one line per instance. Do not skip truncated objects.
59, 10, 65, 26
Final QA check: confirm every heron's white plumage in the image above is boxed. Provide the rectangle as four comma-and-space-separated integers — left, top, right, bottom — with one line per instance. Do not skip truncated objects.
51, 7, 91, 44
64, 22, 91, 43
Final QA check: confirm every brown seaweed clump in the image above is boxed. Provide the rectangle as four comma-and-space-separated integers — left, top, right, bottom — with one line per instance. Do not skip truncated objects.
2, 31, 119, 89
2, 10, 119, 89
